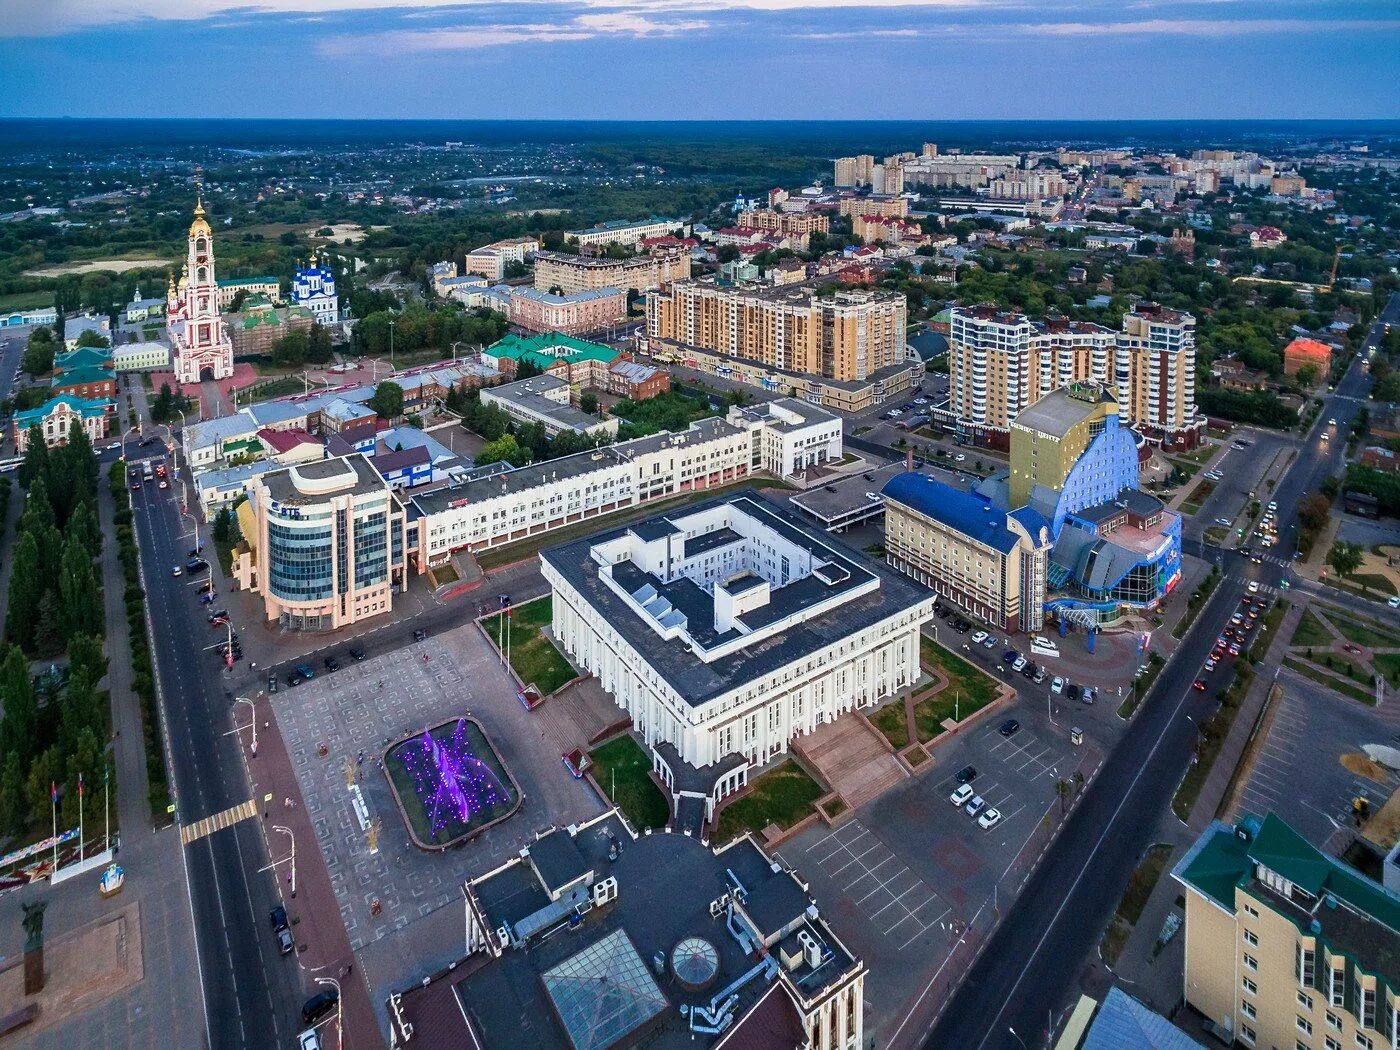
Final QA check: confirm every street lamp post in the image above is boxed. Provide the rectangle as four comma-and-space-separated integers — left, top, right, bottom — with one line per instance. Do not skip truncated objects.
1008, 1027, 1028, 1050
316, 976, 343, 1047
233, 696, 256, 756
273, 824, 296, 898
388, 318, 396, 368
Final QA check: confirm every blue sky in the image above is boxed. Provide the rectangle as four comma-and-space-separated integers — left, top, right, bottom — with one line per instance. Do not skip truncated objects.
1, 0, 1397, 119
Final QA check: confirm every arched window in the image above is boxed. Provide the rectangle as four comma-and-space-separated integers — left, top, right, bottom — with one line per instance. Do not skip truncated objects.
196, 266, 208, 282
196, 237, 207, 254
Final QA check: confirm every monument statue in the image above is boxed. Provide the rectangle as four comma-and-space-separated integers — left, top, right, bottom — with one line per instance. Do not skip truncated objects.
21, 901, 46, 953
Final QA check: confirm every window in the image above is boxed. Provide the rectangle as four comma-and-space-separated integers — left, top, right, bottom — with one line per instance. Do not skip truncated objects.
1358, 985, 1376, 1032
1240, 1024, 1257, 1045
1355, 1036, 1372, 1050
1298, 1016, 1313, 1036
1331, 968, 1346, 1007
1298, 943, 1316, 987
1245, 929, 1260, 947
1243, 977, 1258, 995
1244, 903, 1260, 918
1300, 991, 1315, 1011
1328, 1013, 1343, 1031
1326, 1039, 1342, 1050
1242, 1000, 1258, 1020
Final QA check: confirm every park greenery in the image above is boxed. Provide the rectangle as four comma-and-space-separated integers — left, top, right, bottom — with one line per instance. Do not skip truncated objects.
1345, 464, 1400, 516
0, 420, 107, 843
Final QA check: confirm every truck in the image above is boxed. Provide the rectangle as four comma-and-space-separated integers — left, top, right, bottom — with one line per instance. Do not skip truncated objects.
142, 461, 154, 481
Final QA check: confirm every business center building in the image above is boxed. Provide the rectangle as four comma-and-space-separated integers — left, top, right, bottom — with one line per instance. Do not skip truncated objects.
541, 492, 936, 771
884, 382, 1181, 629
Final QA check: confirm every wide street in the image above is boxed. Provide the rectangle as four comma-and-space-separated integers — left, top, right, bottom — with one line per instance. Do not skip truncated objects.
126, 446, 309, 1048
924, 294, 1397, 1049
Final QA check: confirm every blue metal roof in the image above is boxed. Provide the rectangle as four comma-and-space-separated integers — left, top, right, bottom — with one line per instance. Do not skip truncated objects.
881, 472, 1022, 555
1008, 505, 1049, 539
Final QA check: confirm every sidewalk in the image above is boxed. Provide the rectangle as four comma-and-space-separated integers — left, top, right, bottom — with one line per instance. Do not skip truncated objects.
240, 691, 385, 1050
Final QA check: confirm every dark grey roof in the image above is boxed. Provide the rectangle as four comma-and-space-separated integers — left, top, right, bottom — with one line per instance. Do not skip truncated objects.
683, 526, 743, 558
653, 741, 747, 796
632, 518, 681, 543
529, 828, 592, 896
260, 452, 386, 504
720, 572, 766, 597
540, 491, 931, 706
741, 874, 811, 940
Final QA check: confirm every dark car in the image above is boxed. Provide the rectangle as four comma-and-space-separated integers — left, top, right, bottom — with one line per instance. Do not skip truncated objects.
295, 663, 315, 680
1066, 683, 1082, 702
955, 765, 978, 784
199, 592, 216, 604
287, 672, 302, 688
197, 580, 214, 593
185, 558, 208, 574
1002, 650, 1020, 664
302, 990, 338, 1025
271, 905, 288, 930
187, 546, 204, 558
323, 656, 340, 672
1021, 662, 1039, 679
954, 620, 972, 634
998, 719, 1021, 737
348, 645, 366, 661
413, 628, 428, 642
268, 675, 278, 694
207, 609, 229, 623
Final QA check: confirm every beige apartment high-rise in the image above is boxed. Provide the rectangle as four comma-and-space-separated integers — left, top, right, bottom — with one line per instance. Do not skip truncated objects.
1115, 301, 1201, 449
1174, 814, 1400, 1050
834, 155, 875, 188
646, 276, 907, 383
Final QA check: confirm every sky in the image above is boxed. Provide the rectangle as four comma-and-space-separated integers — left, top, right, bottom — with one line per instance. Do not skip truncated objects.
0, 0, 1397, 120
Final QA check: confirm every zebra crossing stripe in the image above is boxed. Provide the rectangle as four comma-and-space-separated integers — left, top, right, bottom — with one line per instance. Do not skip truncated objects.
180, 799, 259, 845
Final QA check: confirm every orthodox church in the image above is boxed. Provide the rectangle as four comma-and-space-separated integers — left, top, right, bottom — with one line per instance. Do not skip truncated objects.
166, 194, 235, 384
291, 251, 339, 327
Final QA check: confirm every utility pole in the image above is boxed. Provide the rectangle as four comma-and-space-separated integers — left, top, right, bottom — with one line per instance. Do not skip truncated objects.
273, 825, 296, 898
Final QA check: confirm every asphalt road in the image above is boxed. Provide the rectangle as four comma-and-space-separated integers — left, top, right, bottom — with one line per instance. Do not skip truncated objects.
128, 451, 309, 1048
923, 295, 1394, 1050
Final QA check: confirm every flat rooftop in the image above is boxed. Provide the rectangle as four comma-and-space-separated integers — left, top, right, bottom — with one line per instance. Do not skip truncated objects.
260, 452, 387, 505
540, 490, 931, 706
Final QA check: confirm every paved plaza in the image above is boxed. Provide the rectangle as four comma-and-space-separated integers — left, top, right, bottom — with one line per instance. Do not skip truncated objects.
269, 622, 606, 963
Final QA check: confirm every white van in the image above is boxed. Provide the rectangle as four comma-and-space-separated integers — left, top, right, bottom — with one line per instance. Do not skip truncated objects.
1030, 635, 1061, 658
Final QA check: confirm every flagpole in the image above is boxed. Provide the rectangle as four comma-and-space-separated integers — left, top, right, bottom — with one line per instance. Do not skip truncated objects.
105, 765, 111, 854
50, 782, 58, 876
79, 772, 85, 863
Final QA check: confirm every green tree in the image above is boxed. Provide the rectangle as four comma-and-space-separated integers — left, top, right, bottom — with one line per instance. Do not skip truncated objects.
22, 327, 55, 375
475, 433, 530, 468
368, 381, 404, 420
17, 427, 49, 488
59, 532, 102, 642
74, 329, 111, 349
59, 665, 102, 756
1298, 492, 1332, 534
1294, 362, 1321, 388
33, 589, 63, 657
0, 644, 37, 759
1326, 540, 1364, 581
4, 533, 41, 651
270, 328, 311, 367
0, 751, 25, 836
69, 499, 102, 558
24, 746, 58, 823
579, 392, 599, 415
213, 507, 234, 544
60, 727, 104, 829
66, 633, 107, 685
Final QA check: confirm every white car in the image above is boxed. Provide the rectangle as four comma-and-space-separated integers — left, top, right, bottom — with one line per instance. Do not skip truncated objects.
1215, 517, 1231, 526
1012, 655, 1028, 671
1389, 596, 1400, 609
971, 630, 988, 645
1247, 581, 1259, 594
955, 453, 966, 462
1267, 501, 1277, 511
1050, 676, 1065, 694
1329, 418, 1337, 426
964, 795, 986, 817
171, 566, 182, 577
298, 1031, 322, 1050
978, 808, 1003, 830
949, 783, 975, 807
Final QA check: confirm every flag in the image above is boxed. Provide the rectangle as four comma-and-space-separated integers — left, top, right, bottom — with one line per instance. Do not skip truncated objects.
104, 766, 110, 786
78, 772, 84, 798
50, 781, 57, 804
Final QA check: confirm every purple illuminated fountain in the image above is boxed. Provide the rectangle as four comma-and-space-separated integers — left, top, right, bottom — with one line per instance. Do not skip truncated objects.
388, 717, 521, 847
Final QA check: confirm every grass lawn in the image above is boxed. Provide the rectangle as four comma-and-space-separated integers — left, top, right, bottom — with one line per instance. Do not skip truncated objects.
869, 702, 909, 750
914, 637, 999, 741
589, 735, 669, 831
1099, 843, 1173, 968
1326, 613, 1400, 651
1375, 652, 1400, 686
0, 289, 54, 312
1203, 526, 1228, 545
1180, 479, 1215, 515
244, 376, 304, 400
712, 761, 824, 845
430, 560, 460, 585
1118, 652, 1165, 719
1165, 457, 1201, 478
1348, 573, 1399, 597
1172, 661, 1254, 821
480, 595, 578, 695
1290, 608, 1334, 648
1247, 600, 1288, 662
1284, 658, 1376, 705
475, 478, 794, 571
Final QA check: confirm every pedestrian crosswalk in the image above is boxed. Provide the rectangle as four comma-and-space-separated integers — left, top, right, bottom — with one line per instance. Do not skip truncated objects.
180, 799, 258, 845
1225, 573, 1283, 599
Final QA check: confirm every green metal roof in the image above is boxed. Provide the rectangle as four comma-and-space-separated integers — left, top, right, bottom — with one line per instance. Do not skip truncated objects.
15, 394, 111, 426
486, 331, 620, 368
52, 364, 115, 388
54, 346, 113, 371
217, 276, 277, 288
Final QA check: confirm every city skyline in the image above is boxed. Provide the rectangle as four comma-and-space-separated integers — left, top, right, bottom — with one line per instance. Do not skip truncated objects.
1, 0, 1398, 119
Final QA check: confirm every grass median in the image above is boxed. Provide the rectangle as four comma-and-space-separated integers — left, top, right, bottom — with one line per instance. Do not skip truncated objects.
1172, 660, 1254, 822
589, 735, 669, 831
1100, 842, 1173, 968
712, 760, 824, 845
480, 595, 578, 695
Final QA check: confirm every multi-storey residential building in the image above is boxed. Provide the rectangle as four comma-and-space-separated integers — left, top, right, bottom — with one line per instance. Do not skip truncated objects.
852, 214, 928, 247
503, 285, 627, 336
1174, 813, 1400, 1050
542, 492, 936, 770
113, 343, 171, 372
986, 171, 1068, 200
532, 244, 690, 296
882, 472, 1050, 632
1115, 302, 1202, 449
833, 155, 875, 188
567, 217, 677, 249
233, 454, 409, 631
462, 237, 539, 281
646, 276, 907, 387
838, 195, 909, 219
737, 208, 830, 238
948, 303, 1200, 450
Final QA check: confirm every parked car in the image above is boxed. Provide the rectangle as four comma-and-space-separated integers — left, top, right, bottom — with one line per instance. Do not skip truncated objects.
1050, 676, 1065, 694
413, 628, 428, 642
949, 784, 975, 807
982, 634, 996, 649
998, 719, 1020, 737
276, 926, 294, 955
171, 566, 182, 577
185, 559, 207, 573
977, 808, 1002, 830
964, 795, 986, 818
271, 905, 288, 930
1021, 662, 1038, 680
286, 673, 301, 688
971, 630, 988, 645
1066, 683, 1082, 702
1204, 657, 1218, 672
301, 990, 339, 1025
268, 675, 278, 694
349, 645, 366, 661
1032, 666, 1048, 683
295, 663, 315, 680
955, 765, 977, 784
323, 656, 340, 672
298, 1031, 322, 1050
1002, 650, 1020, 665
207, 609, 228, 623
1011, 655, 1028, 672
199, 593, 216, 604
1081, 687, 1096, 705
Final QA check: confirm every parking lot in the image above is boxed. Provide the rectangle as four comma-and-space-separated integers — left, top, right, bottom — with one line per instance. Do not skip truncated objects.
782, 702, 1099, 1043
1227, 666, 1400, 845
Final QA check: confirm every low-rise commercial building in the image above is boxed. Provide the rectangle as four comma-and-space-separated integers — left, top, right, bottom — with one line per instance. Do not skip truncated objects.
463, 237, 540, 281
62, 314, 110, 351
0, 307, 57, 328
482, 331, 622, 386
233, 454, 409, 631
726, 399, 842, 477
50, 362, 116, 404
567, 217, 677, 249
480, 374, 619, 439
603, 359, 670, 400
1173, 813, 1400, 1050
541, 491, 936, 769
113, 342, 171, 372
216, 276, 280, 309
500, 285, 627, 336
1284, 337, 1334, 378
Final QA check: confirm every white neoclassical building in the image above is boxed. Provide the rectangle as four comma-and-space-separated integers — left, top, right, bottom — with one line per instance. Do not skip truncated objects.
541, 491, 936, 770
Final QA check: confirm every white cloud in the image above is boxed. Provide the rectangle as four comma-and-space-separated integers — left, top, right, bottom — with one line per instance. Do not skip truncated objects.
1019, 17, 1400, 35
317, 10, 708, 54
